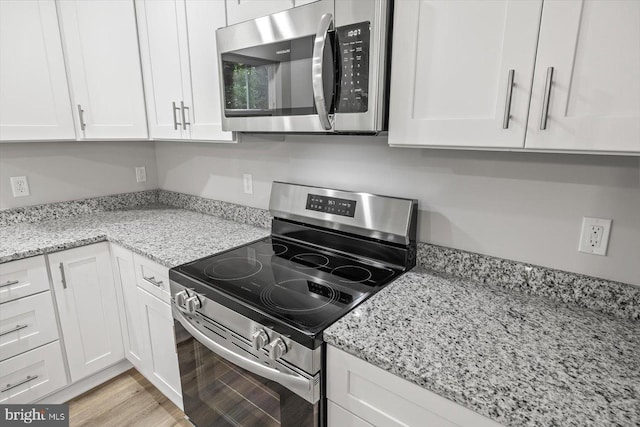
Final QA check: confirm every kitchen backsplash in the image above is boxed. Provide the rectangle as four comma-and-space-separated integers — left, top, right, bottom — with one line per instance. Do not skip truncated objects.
2, 190, 637, 320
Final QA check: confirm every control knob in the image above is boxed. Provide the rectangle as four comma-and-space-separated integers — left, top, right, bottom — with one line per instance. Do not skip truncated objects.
251, 329, 269, 350
268, 337, 288, 361
174, 290, 189, 308
184, 295, 201, 313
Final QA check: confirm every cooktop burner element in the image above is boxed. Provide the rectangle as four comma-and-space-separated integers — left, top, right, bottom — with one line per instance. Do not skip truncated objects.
254, 242, 288, 256
331, 265, 373, 283
261, 279, 339, 313
204, 257, 263, 281
290, 253, 330, 269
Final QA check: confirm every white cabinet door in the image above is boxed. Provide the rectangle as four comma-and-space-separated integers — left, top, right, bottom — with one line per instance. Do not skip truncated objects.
136, 0, 188, 139
226, 0, 294, 25
388, 0, 542, 149
137, 286, 183, 410
49, 243, 124, 383
183, 0, 233, 141
0, 0, 75, 141
57, 0, 148, 139
110, 245, 145, 372
327, 346, 504, 427
525, 0, 640, 153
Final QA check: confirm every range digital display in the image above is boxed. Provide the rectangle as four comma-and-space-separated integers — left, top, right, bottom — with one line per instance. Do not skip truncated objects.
306, 194, 357, 217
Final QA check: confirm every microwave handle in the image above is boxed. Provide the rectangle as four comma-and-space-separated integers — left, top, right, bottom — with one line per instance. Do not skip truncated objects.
312, 13, 333, 131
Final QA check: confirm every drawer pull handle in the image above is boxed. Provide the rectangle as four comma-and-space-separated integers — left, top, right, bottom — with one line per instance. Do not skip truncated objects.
143, 275, 163, 288
59, 262, 67, 289
2, 375, 39, 393
0, 324, 28, 337
0, 280, 19, 288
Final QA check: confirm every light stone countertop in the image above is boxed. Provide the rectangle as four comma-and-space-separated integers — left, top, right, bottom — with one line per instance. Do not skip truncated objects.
323, 268, 640, 427
0, 205, 269, 267
2, 207, 638, 426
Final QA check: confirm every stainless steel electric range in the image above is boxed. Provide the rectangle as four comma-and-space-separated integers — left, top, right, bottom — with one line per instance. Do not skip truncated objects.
170, 182, 417, 427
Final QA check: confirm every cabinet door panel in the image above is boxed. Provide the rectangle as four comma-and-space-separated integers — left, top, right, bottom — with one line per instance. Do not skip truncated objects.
226, 0, 294, 25
136, 0, 185, 139
58, 0, 148, 139
183, 0, 234, 141
388, 0, 542, 148
0, 0, 75, 141
138, 287, 182, 409
111, 245, 144, 371
49, 243, 124, 382
526, 0, 640, 152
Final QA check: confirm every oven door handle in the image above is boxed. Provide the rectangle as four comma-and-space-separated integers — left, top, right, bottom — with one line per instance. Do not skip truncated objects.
173, 305, 317, 403
312, 12, 333, 131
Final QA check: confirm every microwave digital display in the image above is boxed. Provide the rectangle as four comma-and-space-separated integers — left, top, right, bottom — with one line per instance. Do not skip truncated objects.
306, 194, 357, 217
336, 21, 370, 114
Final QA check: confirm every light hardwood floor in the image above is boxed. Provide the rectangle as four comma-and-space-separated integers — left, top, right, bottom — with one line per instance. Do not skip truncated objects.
67, 369, 191, 427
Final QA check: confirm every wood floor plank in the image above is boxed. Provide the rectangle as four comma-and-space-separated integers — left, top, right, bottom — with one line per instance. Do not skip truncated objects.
67, 369, 190, 427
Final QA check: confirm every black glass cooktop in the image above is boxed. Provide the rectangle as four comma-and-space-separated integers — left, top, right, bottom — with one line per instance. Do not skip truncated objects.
172, 236, 402, 335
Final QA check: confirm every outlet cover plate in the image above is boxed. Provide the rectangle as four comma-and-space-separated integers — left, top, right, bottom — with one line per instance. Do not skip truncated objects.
135, 166, 147, 183
10, 176, 30, 197
578, 217, 612, 256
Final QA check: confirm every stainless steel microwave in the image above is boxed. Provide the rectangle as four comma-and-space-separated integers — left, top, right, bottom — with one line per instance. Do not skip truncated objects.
216, 0, 392, 134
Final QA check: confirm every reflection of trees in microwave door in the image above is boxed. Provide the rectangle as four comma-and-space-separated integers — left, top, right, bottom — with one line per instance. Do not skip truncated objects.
223, 63, 270, 110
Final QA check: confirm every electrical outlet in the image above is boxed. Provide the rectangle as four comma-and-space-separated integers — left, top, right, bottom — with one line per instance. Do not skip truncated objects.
578, 217, 612, 256
10, 176, 30, 197
243, 174, 253, 194
135, 166, 146, 183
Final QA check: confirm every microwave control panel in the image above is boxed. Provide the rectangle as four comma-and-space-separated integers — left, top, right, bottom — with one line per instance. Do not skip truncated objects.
306, 194, 357, 218
336, 21, 370, 114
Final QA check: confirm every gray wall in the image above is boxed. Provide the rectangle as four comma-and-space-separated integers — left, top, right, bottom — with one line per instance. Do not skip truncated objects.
155, 136, 640, 285
0, 141, 158, 209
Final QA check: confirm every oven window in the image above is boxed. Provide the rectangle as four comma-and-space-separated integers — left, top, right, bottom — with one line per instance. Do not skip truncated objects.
176, 321, 318, 427
221, 34, 333, 118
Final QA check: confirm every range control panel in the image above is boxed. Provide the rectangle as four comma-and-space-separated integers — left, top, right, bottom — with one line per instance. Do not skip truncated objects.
306, 194, 357, 217
336, 21, 370, 113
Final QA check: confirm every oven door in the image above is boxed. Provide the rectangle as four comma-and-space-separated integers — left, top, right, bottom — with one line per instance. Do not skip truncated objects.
216, 2, 335, 133
173, 306, 320, 427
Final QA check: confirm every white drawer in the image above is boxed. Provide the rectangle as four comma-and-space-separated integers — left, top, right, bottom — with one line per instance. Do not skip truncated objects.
133, 253, 170, 303
0, 256, 50, 304
0, 341, 68, 404
0, 291, 59, 361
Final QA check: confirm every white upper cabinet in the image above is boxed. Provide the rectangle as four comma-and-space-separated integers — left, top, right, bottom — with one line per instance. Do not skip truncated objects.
136, 0, 233, 142
225, 0, 294, 25
0, 0, 75, 141
388, 0, 542, 149
57, 0, 147, 139
525, 0, 640, 153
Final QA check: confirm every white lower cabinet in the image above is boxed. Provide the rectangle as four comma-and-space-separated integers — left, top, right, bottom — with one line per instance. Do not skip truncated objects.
137, 286, 183, 410
327, 346, 503, 427
111, 245, 145, 372
0, 341, 68, 404
49, 243, 124, 383
110, 244, 182, 410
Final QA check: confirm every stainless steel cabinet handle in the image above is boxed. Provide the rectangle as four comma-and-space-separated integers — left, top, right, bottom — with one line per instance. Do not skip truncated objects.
502, 69, 515, 129
311, 13, 334, 131
77, 104, 86, 131
59, 262, 67, 289
180, 101, 190, 130
143, 275, 163, 287
0, 280, 19, 288
1, 375, 39, 393
0, 324, 28, 337
539, 66, 554, 130
172, 102, 182, 130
